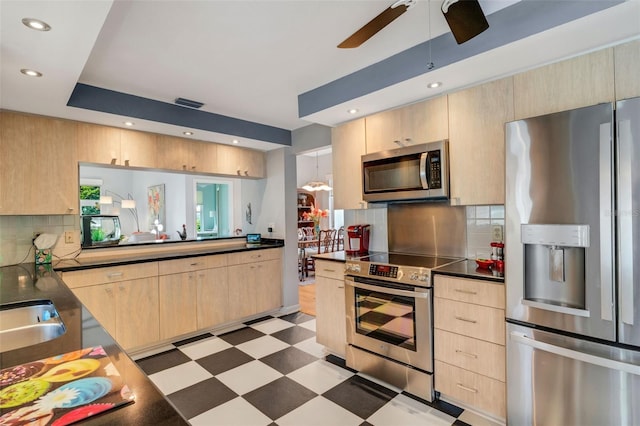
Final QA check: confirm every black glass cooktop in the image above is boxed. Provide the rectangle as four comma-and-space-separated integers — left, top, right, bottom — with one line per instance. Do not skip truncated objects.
358, 253, 463, 269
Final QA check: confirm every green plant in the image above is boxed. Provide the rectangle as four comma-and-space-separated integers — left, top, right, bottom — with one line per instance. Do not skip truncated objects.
91, 228, 105, 242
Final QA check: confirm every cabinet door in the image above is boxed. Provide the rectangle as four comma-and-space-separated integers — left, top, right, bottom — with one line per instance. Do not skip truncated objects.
115, 277, 159, 349
315, 276, 346, 356
227, 264, 256, 320
365, 108, 404, 153
254, 259, 282, 313
77, 122, 121, 165
332, 118, 367, 210
217, 144, 265, 178
513, 48, 614, 120
156, 135, 192, 171
191, 140, 218, 174
402, 96, 449, 144
73, 284, 116, 336
0, 112, 78, 215
448, 77, 514, 205
120, 129, 157, 168
614, 40, 640, 100
159, 272, 197, 339
197, 267, 229, 329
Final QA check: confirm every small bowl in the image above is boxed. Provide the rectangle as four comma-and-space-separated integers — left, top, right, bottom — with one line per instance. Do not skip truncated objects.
475, 258, 494, 269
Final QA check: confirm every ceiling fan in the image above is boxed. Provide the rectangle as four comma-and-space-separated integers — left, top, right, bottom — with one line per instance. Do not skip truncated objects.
337, 0, 489, 49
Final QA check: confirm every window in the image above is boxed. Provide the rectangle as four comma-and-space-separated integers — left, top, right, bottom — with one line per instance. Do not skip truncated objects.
194, 178, 234, 237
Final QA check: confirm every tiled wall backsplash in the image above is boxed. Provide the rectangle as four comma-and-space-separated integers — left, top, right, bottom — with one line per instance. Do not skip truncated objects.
466, 205, 504, 259
0, 215, 81, 267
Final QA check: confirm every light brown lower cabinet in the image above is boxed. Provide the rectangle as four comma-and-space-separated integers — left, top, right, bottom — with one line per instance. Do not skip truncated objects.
314, 260, 346, 357
196, 267, 229, 329
433, 275, 506, 420
158, 272, 198, 339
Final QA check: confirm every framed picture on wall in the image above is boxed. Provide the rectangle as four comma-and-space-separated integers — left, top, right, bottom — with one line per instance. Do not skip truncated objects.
147, 184, 165, 231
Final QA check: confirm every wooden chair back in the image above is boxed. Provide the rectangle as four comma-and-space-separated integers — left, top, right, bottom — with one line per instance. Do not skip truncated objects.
319, 229, 337, 253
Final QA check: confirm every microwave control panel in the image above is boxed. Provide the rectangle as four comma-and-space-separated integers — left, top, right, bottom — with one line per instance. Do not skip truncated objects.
428, 150, 442, 189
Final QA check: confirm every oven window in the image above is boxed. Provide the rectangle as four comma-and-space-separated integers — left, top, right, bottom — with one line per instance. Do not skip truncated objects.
354, 286, 416, 351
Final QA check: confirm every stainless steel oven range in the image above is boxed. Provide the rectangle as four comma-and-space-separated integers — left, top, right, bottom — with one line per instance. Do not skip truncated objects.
344, 253, 462, 402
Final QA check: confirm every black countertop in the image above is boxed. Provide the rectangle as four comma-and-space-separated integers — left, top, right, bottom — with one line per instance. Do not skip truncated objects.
55, 239, 284, 272
433, 259, 505, 282
0, 263, 189, 425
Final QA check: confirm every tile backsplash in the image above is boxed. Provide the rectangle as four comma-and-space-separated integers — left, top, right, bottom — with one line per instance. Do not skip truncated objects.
466, 205, 504, 259
0, 215, 81, 267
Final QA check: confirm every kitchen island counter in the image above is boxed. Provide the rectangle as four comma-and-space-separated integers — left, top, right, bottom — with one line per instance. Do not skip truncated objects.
0, 263, 189, 425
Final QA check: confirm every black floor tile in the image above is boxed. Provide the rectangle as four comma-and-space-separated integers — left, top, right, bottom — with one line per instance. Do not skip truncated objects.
453, 420, 473, 426
271, 325, 316, 345
323, 375, 398, 419
260, 346, 318, 375
196, 347, 254, 375
136, 348, 191, 375
325, 354, 357, 373
279, 312, 315, 324
429, 394, 465, 418
243, 377, 317, 420
218, 326, 265, 345
360, 422, 374, 426
167, 377, 238, 419
244, 315, 275, 326
173, 333, 214, 347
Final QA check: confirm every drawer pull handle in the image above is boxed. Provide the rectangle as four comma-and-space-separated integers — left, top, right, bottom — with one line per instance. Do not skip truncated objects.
323, 269, 336, 273
454, 289, 477, 295
455, 349, 478, 358
455, 316, 477, 324
338, 285, 344, 289
190, 262, 200, 266
106, 272, 124, 278
456, 383, 478, 393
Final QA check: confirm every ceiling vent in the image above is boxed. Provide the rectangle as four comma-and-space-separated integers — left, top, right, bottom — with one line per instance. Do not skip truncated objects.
174, 97, 204, 109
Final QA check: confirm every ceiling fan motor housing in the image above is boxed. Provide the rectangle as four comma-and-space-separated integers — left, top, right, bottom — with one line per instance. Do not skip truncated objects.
441, 0, 489, 44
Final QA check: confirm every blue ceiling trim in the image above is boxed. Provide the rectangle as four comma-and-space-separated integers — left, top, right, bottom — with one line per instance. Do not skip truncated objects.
68, 83, 292, 146
298, 0, 622, 118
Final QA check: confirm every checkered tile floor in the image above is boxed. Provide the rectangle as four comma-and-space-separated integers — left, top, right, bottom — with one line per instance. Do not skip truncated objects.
136, 312, 471, 426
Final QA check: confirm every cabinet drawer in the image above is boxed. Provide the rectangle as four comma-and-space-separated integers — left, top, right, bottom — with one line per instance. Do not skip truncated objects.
435, 360, 506, 419
314, 260, 345, 280
434, 297, 505, 345
434, 329, 505, 382
434, 275, 505, 309
158, 254, 227, 275
227, 248, 281, 265
63, 262, 158, 288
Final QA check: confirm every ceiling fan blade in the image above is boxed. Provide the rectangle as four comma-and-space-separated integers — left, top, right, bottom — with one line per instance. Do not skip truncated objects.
338, 1, 414, 49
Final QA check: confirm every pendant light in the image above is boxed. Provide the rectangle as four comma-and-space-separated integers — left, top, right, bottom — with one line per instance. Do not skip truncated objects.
302, 152, 332, 192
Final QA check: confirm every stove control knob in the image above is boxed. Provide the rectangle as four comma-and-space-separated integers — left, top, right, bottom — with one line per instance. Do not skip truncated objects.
410, 272, 419, 281
419, 274, 429, 283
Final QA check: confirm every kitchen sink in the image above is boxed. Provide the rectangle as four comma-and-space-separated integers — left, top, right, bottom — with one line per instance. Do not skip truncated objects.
0, 300, 66, 352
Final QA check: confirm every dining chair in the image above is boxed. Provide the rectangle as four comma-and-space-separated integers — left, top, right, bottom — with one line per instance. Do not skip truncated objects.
336, 226, 344, 251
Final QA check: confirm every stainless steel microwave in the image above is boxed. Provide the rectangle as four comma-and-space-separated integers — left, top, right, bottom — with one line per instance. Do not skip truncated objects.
362, 140, 449, 203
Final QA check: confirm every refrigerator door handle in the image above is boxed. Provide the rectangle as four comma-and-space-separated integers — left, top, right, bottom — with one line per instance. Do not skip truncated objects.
599, 122, 614, 322
510, 331, 640, 376
618, 119, 634, 325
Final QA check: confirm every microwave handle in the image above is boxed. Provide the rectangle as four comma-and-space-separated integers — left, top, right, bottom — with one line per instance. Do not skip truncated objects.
419, 152, 429, 189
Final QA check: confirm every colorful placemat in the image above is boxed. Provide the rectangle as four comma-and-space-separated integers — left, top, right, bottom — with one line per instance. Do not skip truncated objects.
0, 346, 133, 425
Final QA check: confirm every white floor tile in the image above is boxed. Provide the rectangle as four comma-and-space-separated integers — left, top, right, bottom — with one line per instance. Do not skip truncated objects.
367, 394, 455, 426
148, 361, 212, 395
189, 396, 272, 426
458, 409, 504, 426
276, 396, 362, 426
236, 335, 290, 359
178, 337, 232, 360
293, 337, 326, 358
216, 360, 283, 395
250, 317, 295, 334
287, 359, 354, 395
298, 318, 316, 331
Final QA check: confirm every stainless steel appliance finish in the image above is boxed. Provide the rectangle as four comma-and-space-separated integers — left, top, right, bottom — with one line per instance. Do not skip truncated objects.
505, 98, 640, 424
362, 141, 449, 203
344, 253, 462, 401
387, 203, 466, 258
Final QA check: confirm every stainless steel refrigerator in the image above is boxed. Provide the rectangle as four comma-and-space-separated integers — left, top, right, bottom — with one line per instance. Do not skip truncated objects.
505, 98, 640, 425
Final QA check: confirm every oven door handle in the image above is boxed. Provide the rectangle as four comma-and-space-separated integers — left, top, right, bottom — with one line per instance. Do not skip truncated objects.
345, 277, 429, 299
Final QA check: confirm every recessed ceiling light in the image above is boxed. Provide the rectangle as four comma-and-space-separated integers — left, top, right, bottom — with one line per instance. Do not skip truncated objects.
427, 82, 442, 89
183, 131, 194, 136
232, 139, 239, 144
22, 18, 51, 31
20, 69, 42, 77
123, 121, 135, 127
348, 108, 359, 114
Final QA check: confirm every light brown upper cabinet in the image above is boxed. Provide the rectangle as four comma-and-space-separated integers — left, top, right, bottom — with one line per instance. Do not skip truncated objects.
0, 111, 78, 215
156, 136, 218, 173
614, 39, 640, 100
448, 77, 514, 206
513, 48, 615, 120
216, 144, 265, 178
365, 96, 449, 154
77, 123, 157, 168
332, 118, 367, 210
